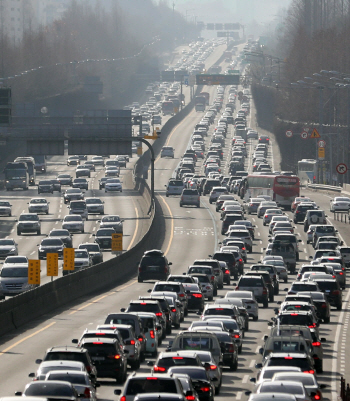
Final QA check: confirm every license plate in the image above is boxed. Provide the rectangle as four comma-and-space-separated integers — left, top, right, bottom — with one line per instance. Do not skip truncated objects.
92, 356, 104, 361
149, 266, 158, 271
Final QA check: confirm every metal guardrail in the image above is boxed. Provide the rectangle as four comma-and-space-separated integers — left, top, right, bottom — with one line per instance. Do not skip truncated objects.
307, 183, 342, 192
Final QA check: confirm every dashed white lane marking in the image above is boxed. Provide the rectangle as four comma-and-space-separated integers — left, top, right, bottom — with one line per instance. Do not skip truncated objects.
236, 392, 242, 400
242, 375, 249, 384
249, 359, 256, 368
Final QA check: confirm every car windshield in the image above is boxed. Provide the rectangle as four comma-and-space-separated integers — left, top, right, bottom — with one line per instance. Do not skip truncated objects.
316, 227, 335, 234
86, 199, 102, 204
50, 230, 69, 237
80, 244, 99, 252
19, 215, 38, 221
141, 256, 165, 267
154, 284, 180, 292
58, 175, 70, 178
75, 251, 88, 258
41, 239, 63, 246
239, 278, 261, 286
0, 202, 10, 206
25, 383, 74, 396
0, 240, 15, 246
96, 230, 113, 236
1, 267, 28, 277
67, 189, 81, 194
64, 216, 82, 222
47, 372, 87, 384
102, 216, 120, 222
4, 256, 27, 264
126, 378, 178, 395
268, 358, 311, 370
30, 199, 46, 204
261, 383, 303, 395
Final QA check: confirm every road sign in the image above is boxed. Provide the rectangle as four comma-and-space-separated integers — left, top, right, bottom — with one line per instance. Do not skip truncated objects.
310, 128, 320, 138
318, 139, 326, 148
336, 163, 348, 174
285, 130, 293, 138
112, 233, 123, 252
28, 260, 40, 285
63, 248, 75, 271
318, 147, 325, 160
300, 131, 308, 139
47, 253, 59, 276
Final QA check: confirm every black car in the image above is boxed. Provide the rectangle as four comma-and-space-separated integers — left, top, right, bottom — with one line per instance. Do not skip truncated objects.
50, 179, 62, 192
246, 271, 275, 302
293, 202, 317, 223
138, 249, 172, 283
93, 228, 114, 250
214, 331, 238, 370
212, 251, 238, 279
36, 345, 97, 386
57, 174, 73, 186
140, 295, 172, 335
298, 291, 331, 323
38, 238, 65, 259
313, 278, 342, 310
79, 337, 127, 383
124, 300, 167, 333
221, 213, 243, 235
202, 179, 221, 195
183, 284, 205, 312
38, 180, 54, 194
48, 229, 73, 248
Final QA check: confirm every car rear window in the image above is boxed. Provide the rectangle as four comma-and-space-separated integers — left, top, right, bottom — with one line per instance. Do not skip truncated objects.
45, 352, 86, 364
128, 304, 160, 313
154, 284, 180, 292
140, 256, 165, 267
126, 378, 178, 395
158, 357, 199, 368
279, 314, 313, 325
239, 278, 262, 286
83, 343, 115, 355
267, 357, 311, 370
315, 281, 338, 291
291, 283, 318, 291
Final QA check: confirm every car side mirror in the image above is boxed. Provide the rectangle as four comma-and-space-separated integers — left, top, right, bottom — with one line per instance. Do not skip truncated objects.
147, 361, 154, 366
147, 289, 152, 293
72, 339, 78, 344
250, 377, 256, 383
35, 359, 42, 364
114, 390, 122, 395
120, 308, 126, 312
264, 335, 268, 342
28, 373, 35, 378
259, 347, 263, 355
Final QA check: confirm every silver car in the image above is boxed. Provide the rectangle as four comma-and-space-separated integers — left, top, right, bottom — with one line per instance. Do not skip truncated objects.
99, 215, 124, 233
0, 201, 12, 216
85, 197, 104, 215
0, 239, 18, 258
62, 215, 84, 233
225, 290, 259, 320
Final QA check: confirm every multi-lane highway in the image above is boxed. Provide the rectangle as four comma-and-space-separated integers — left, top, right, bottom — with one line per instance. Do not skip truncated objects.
0, 42, 349, 401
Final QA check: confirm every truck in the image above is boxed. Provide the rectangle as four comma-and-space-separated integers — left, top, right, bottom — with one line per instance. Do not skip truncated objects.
34, 155, 47, 173
199, 92, 210, 106
14, 156, 36, 185
4, 162, 29, 190
195, 96, 206, 112
162, 101, 174, 116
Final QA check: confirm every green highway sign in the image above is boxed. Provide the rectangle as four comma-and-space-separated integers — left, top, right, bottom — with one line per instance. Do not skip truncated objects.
196, 74, 240, 85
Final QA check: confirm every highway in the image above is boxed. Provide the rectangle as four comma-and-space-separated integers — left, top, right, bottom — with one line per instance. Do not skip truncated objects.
0, 42, 348, 401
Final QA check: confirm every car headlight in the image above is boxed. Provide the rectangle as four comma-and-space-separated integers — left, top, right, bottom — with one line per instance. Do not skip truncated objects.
10, 248, 16, 252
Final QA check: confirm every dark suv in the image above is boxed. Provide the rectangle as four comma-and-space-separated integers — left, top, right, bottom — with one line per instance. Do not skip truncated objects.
221, 213, 243, 235
138, 249, 172, 283
313, 278, 342, 310
139, 296, 172, 335
212, 251, 238, 279
79, 338, 127, 383
293, 202, 317, 223
202, 179, 221, 195
36, 346, 97, 386
246, 271, 275, 302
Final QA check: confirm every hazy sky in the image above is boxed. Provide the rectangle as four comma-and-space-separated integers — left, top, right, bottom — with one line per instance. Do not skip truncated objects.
173, 0, 292, 24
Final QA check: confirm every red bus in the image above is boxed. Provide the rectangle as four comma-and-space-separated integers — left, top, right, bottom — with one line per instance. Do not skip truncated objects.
240, 174, 300, 210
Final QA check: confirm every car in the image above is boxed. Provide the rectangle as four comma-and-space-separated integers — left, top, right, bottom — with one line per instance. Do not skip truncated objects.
114, 373, 186, 401
72, 178, 88, 190
0, 201, 12, 216
51, 179, 62, 192
165, 179, 185, 196
78, 243, 103, 265
67, 156, 80, 166
48, 229, 73, 248
138, 250, 172, 283
57, 174, 73, 186
75, 166, 91, 178
330, 196, 350, 212
97, 323, 141, 369
29, 360, 87, 381
183, 283, 205, 312
69, 200, 88, 220
16, 213, 41, 235
304, 210, 327, 231
85, 198, 104, 215
312, 225, 338, 247
151, 281, 188, 315
235, 275, 269, 308
78, 337, 127, 383
93, 228, 115, 249
105, 178, 122, 192
139, 295, 173, 335
0, 238, 18, 258
189, 273, 214, 301
115, 155, 127, 168
255, 352, 315, 374
98, 177, 109, 190
0, 256, 34, 299
244, 198, 262, 214
251, 380, 312, 401
38, 238, 65, 260
133, 312, 162, 355
83, 161, 96, 171
250, 264, 279, 294
180, 188, 200, 207
35, 346, 97, 386
63, 189, 84, 204
262, 209, 284, 225
247, 270, 275, 301
99, 215, 124, 233
105, 167, 120, 178
62, 215, 84, 233
263, 258, 288, 283
37, 180, 54, 194
312, 278, 343, 310
150, 351, 203, 374
91, 156, 105, 166
44, 370, 98, 401
15, 380, 80, 401
161, 146, 175, 158
291, 196, 313, 212
257, 201, 279, 218
259, 334, 312, 361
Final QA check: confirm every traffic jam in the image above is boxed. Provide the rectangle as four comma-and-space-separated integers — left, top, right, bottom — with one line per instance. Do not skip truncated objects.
2, 41, 349, 401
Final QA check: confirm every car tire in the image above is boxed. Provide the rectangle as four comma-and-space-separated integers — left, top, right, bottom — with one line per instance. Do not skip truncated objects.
184, 308, 188, 317
180, 203, 183, 207
166, 326, 172, 335
197, 203, 200, 208
269, 294, 274, 302
215, 385, 221, 395
238, 344, 242, 354
138, 277, 143, 283
130, 359, 140, 370
296, 253, 299, 261
208, 296, 213, 301
337, 304, 342, 310
174, 322, 180, 329
253, 315, 258, 321
263, 300, 268, 308
230, 359, 238, 371
37, 230, 41, 235
324, 316, 330, 323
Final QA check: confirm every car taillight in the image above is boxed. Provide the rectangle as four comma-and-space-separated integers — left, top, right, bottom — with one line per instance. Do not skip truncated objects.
181, 196, 183, 201
308, 323, 317, 328
284, 356, 293, 359
234, 334, 240, 338
290, 313, 298, 316
127, 340, 135, 345
264, 215, 268, 218
186, 396, 196, 401
225, 269, 230, 274
262, 287, 267, 294
150, 330, 155, 339
236, 286, 239, 290
206, 286, 211, 290
200, 387, 211, 392
140, 302, 147, 305
339, 272, 344, 275
86, 365, 91, 373
304, 370, 315, 374
179, 293, 185, 297
321, 303, 327, 308
153, 366, 166, 372
228, 344, 235, 352
108, 354, 121, 359
121, 396, 126, 401
211, 276, 215, 281
193, 293, 203, 298
210, 365, 217, 370
147, 377, 158, 380
93, 341, 103, 344
312, 341, 321, 347
296, 211, 300, 213
333, 290, 340, 295
239, 258, 242, 262
155, 312, 163, 316
171, 308, 176, 312
83, 388, 91, 398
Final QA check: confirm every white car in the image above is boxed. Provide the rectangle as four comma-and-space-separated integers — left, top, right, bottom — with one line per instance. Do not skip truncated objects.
74, 249, 92, 270
75, 165, 90, 178
0, 201, 12, 216
263, 258, 288, 283
91, 156, 105, 166
85, 197, 104, 215
105, 178, 122, 192
160, 146, 174, 158
28, 198, 49, 215
62, 215, 84, 233
330, 196, 350, 212
225, 290, 259, 321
